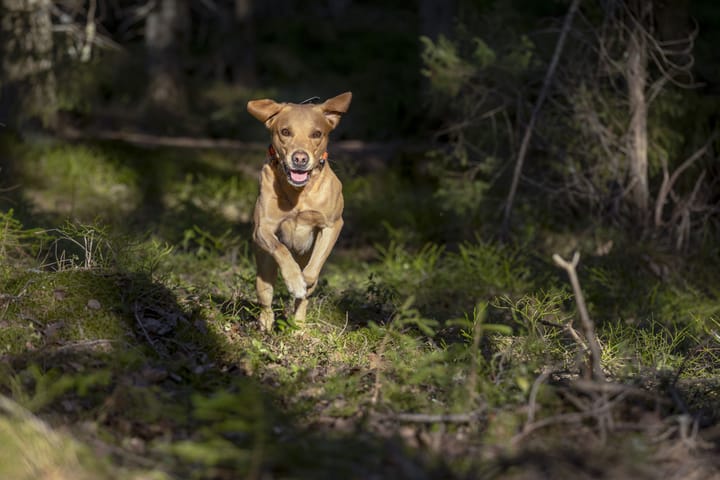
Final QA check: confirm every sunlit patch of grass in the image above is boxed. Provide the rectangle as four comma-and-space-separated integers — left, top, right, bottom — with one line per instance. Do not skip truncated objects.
19, 144, 141, 221
652, 284, 720, 336
165, 171, 257, 224
376, 241, 444, 289
0, 210, 49, 268
334, 238, 538, 324
0, 325, 34, 356
0, 270, 132, 350
491, 289, 575, 371
601, 320, 718, 379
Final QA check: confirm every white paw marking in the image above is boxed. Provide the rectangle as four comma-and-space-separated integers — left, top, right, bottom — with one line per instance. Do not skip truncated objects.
286, 274, 307, 299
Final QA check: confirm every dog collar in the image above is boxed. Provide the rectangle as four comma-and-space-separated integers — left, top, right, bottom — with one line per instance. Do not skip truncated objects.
267, 145, 327, 169
267, 144, 278, 164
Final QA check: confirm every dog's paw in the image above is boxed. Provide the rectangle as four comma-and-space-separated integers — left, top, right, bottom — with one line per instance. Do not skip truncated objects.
285, 274, 307, 299
259, 309, 275, 331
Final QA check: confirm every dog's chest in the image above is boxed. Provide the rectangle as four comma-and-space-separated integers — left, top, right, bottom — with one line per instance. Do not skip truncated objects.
277, 211, 322, 255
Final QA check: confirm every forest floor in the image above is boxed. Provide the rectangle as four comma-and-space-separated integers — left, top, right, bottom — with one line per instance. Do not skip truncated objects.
1, 133, 719, 479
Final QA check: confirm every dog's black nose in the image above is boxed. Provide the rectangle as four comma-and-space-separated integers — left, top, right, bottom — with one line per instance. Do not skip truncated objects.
292, 151, 309, 168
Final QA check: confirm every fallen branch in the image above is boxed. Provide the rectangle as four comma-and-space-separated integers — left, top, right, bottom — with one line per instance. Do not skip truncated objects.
59, 126, 427, 156
511, 389, 628, 445
571, 379, 656, 399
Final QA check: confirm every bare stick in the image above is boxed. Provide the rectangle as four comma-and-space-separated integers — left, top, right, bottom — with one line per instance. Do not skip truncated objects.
524, 368, 552, 431
539, 318, 589, 350
375, 410, 485, 424
133, 302, 164, 356
370, 334, 390, 406
54, 339, 117, 352
552, 252, 605, 381
501, 0, 582, 233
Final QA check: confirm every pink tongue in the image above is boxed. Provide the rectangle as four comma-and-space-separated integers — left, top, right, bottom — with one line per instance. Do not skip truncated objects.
290, 170, 309, 183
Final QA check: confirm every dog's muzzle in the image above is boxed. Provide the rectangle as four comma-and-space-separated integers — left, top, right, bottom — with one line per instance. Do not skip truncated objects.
268, 145, 327, 188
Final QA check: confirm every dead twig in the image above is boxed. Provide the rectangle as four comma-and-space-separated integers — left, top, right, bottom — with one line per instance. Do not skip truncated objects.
552, 318, 590, 352
552, 252, 605, 381
370, 334, 390, 406
133, 302, 164, 357
524, 368, 552, 430
511, 389, 628, 445
654, 133, 716, 228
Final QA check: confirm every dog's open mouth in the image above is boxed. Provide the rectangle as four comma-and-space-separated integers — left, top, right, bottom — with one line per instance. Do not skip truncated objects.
287, 168, 310, 186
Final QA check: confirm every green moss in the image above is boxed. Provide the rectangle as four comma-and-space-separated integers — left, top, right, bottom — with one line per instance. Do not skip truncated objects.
1, 271, 131, 346
0, 325, 35, 356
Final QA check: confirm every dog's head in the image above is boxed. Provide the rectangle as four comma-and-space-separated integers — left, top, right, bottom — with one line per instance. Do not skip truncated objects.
247, 92, 352, 188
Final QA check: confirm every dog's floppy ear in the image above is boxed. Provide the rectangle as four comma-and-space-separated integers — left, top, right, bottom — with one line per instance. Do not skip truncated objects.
247, 99, 284, 128
321, 92, 352, 130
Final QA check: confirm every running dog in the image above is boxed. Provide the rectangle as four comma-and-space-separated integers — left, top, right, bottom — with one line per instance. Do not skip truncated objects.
247, 92, 352, 330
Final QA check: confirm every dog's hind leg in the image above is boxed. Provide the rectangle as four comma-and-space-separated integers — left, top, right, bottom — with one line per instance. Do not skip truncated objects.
293, 297, 309, 324
255, 249, 277, 331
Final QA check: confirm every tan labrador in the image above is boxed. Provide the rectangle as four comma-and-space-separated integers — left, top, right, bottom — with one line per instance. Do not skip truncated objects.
247, 92, 352, 330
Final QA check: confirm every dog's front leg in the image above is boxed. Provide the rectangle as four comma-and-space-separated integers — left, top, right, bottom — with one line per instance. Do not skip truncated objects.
301, 218, 344, 296
254, 225, 307, 299
289, 220, 342, 325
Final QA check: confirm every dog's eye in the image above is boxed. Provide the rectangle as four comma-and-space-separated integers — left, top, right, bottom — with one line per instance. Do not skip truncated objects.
280, 128, 291, 137
311, 130, 322, 139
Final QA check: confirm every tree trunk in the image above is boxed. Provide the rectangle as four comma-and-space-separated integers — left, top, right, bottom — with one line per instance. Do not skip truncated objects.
0, 0, 57, 129
625, 0, 651, 214
145, 0, 188, 112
